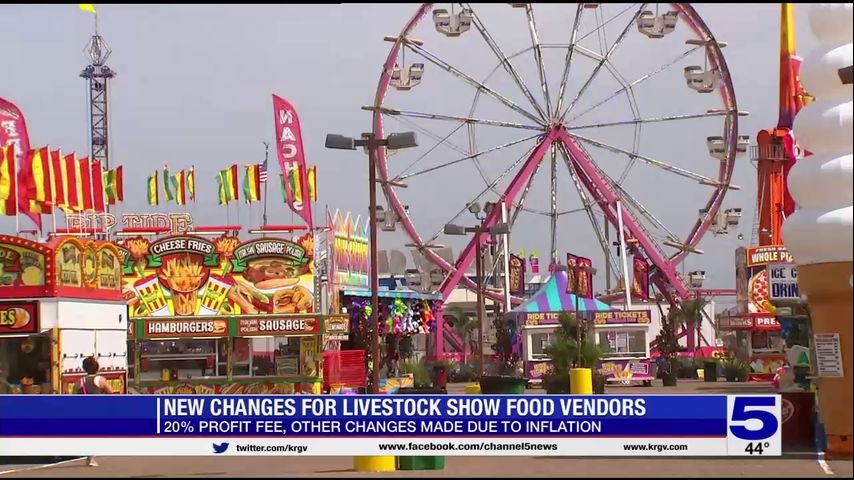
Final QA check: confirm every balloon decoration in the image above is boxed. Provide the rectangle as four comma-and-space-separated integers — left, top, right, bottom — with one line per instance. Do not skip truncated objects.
346, 297, 440, 338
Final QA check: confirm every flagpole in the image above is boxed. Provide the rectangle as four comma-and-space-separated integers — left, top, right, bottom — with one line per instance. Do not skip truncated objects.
262, 142, 270, 227
13, 148, 20, 234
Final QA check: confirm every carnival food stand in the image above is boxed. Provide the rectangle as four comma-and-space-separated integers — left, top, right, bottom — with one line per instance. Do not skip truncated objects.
717, 245, 796, 380
509, 268, 654, 386
120, 232, 348, 394
0, 234, 127, 395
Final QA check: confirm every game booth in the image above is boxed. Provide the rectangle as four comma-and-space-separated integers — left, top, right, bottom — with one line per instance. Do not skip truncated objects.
120, 232, 349, 395
0, 235, 128, 395
324, 209, 442, 393
510, 268, 654, 386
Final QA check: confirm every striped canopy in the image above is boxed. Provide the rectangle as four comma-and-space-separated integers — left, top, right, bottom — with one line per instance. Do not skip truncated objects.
512, 269, 613, 314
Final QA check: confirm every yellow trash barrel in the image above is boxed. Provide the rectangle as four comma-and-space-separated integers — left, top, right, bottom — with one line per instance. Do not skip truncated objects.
354, 456, 396, 472
465, 383, 481, 394
569, 368, 593, 394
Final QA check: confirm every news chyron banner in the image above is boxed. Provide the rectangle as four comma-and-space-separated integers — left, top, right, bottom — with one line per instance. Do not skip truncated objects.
0, 395, 781, 457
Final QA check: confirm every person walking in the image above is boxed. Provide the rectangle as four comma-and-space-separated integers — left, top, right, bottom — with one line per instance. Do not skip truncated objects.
75, 356, 114, 467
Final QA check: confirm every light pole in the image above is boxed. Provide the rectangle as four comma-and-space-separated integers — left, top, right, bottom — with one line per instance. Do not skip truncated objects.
567, 263, 597, 367
444, 220, 511, 377
325, 131, 417, 393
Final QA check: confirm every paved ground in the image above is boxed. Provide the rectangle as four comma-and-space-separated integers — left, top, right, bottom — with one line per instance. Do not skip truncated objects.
2, 380, 851, 478
2, 454, 851, 478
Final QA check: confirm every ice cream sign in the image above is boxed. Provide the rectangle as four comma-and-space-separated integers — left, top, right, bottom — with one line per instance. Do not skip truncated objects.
767, 263, 800, 302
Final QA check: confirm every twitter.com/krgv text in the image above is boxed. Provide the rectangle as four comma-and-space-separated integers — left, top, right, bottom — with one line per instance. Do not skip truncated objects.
212, 443, 309, 454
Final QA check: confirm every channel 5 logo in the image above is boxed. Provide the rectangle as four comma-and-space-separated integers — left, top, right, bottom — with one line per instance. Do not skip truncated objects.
727, 396, 781, 456
728, 397, 779, 440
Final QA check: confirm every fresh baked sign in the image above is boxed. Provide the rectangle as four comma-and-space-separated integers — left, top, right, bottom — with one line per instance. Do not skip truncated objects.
237, 316, 320, 336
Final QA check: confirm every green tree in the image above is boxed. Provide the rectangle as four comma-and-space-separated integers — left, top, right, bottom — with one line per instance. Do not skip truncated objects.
446, 306, 478, 366
542, 312, 603, 393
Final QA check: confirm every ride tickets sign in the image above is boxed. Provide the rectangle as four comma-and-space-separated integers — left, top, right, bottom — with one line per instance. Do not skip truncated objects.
237, 316, 321, 336
0, 302, 38, 334
593, 310, 651, 325
143, 318, 229, 338
746, 245, 793, 268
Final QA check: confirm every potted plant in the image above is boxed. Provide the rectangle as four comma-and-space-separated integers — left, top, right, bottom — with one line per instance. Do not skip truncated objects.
480, 314, 527, 394
722, 356, 750, 382
654, 311, 680, 387
541, 313, 604, 394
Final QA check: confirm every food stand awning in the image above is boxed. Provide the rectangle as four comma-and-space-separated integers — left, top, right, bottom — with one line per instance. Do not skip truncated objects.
510, 269, 613, 315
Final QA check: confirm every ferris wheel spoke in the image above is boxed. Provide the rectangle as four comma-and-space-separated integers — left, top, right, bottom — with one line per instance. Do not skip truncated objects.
566, 45, 704, 125
558, 130, 689, 298
569, 132, 725, 186
523, 4, 553, 119
573, 3, 640, 46
397, 133, 541, 181
611, 179, 682, 245
509, 158, 546, 229
555, 5, 584, 117
394, 121, 468, 179
403, 39, 544, 125
549, 145, 558, 263
556, 142, 622, 283
364, 105, 542, 131
386, 114, 471, 157
567, 111, 733, 131
464, 3, 547, 121
557, 4, 647, 122
427, 142, 540, 245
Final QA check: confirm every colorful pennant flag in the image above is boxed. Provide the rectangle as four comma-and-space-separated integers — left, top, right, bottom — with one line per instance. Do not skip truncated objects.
91, 159, 105, 213
51, 149, 69, 210
187, 166, 196, 202
174, 170, 186, 205
307, 165, 316, 202
27, 147, 53, 214
243, 164, 261, 203
65, 153, 83, 212
0, 145, 17, 216
217, 165, 239, 205
79, 157, 94, 211
163, 165, 175, 203
147, 172, 159, 206
78, 4, 96, 14
103, 166, 123, 205
258, 158, 268, 184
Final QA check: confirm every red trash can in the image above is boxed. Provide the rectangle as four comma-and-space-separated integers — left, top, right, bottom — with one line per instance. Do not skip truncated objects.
781, 391, 816, 451
433, 366, 448, 389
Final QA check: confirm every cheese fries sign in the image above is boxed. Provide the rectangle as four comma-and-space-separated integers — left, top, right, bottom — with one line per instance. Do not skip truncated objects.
122, 234, 315, 318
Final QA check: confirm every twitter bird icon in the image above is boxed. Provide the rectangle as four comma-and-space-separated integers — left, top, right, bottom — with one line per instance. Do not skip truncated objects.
212, 442, 229, 454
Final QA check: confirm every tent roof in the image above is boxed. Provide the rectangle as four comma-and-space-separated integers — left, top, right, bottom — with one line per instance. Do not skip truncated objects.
511, 269, 613, 313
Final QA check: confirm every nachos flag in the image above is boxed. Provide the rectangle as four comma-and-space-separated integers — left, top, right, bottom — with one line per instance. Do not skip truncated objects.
272, 94, 313, 229
0, 97, 39, 229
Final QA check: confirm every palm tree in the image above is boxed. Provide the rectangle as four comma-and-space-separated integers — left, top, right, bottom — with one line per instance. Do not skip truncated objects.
668, 297, 708, 350
445, 305, 478, 367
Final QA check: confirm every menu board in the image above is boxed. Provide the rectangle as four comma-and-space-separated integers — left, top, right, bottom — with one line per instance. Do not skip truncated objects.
275, 356, 299, 376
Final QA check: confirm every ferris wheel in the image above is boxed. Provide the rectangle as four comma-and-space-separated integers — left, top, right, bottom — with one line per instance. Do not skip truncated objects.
369, 3, 747, 305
